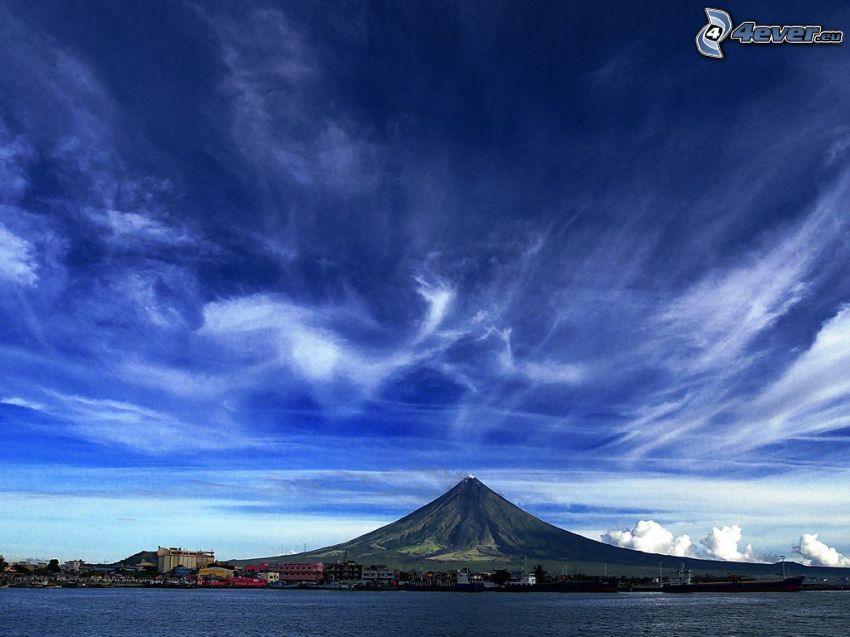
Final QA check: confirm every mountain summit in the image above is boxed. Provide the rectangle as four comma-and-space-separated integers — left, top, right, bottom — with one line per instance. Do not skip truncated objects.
235, 477, 843, 576
332, 475, 584, 562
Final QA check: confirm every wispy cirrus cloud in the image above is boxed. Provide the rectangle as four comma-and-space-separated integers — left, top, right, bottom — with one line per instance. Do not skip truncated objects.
610, 173, 850, 459
730, 305, 850, 450
197, 285, 465, 405
212, 7, 378, 194
0, 223, 38, 286
0, 396, 45, 411
5, 390, 259, 454
0, 120, 35, 203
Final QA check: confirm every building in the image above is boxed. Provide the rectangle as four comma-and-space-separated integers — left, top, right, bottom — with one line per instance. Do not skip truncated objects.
323, 560, 362, 583
243, 563, 270, 574
62, 560, 87, 573
156, 547, 215, 573
258, 571, 280, 583
277, 562, 324, 583
198, 566, 235, 580
361, 565, 395, 586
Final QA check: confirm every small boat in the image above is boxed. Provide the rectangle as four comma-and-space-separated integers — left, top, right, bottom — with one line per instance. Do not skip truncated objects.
268, 581, 301, 589
662, 565, 805, 593
317, 581, 351, 590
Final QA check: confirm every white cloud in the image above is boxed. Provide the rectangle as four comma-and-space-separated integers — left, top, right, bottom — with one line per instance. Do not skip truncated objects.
700, 525, 759, 562
496, 327, 584, 385
99, 209, 181, 242
659, 228, 810, 376
520, 360, 585, 385
0, 396, 45, 411
734, 306, 850, 449
116, 360, 230, 398
0, 121, 35, 203
616, 176, 850, 460
0, 224, 38, 286
602, 519, 765, 562
214, 8, 377, 193
120, 273, 186, 329
33, 391, 257, 454
200, 294, 412, 393
415, 277, 454, 341
601, 520, 694, 557
795, 534, 850, 567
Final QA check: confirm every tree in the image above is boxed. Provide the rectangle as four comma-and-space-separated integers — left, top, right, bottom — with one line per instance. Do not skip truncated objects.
47, 559, 61, 573
0, 554, 7, 570
533, 564, 548, 583
491, 569, 511, 586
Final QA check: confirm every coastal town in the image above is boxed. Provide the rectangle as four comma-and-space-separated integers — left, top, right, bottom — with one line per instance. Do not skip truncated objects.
4, 546, 848, 593
0, 546, 549, 591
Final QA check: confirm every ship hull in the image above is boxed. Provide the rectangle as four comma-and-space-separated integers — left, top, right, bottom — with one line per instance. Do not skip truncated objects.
663, 576, 805, 593
503, 581, 618, 593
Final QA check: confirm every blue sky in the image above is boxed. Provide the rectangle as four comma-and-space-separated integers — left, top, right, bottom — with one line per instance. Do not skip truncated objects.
2, 0, 850, 565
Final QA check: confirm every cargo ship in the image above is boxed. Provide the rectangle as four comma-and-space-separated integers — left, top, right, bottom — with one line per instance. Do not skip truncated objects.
503, 573, 618, 593
454, 571, 485, 592
662, 565, 805, 593
534, 579, 619, 593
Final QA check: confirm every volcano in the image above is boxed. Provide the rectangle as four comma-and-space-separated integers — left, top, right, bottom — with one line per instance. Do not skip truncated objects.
235, 476, 847, 577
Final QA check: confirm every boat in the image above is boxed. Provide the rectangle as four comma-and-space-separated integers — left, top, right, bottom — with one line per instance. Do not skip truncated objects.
662, 565, 805, 593
535, 579, 619, 593
317, 581, 351, 590
268, 581, 301, 589
503, 570, 537, 592
454, 571, 485, 592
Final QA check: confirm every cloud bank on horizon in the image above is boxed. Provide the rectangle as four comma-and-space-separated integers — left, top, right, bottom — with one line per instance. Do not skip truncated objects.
2, 1, 850, 562
600, 521, 754, 563
602, 521, 850, 568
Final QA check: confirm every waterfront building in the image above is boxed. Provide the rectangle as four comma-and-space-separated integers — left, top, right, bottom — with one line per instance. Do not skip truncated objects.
258, 571, 280, 583
156, 547, 215, 573
361, 565, 395, 586
324, 560, 362, 583
243, 563, 269, 573
277, 562, 324, 582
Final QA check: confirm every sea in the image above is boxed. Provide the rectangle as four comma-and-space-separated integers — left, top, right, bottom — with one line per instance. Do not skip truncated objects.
1, 588, 848, 636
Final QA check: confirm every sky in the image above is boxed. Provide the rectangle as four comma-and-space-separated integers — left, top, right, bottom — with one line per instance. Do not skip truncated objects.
2, 0, 850, 566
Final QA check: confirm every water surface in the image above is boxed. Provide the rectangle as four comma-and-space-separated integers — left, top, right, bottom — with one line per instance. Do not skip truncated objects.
1, 588, 847, 636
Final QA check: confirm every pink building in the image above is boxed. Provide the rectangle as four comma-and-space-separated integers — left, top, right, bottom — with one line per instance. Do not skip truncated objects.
243, 563, 269, 573
277, 562, 324, 582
